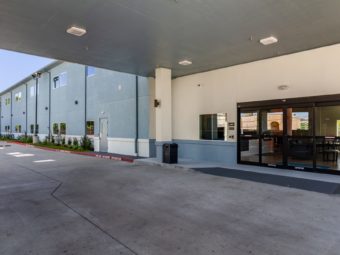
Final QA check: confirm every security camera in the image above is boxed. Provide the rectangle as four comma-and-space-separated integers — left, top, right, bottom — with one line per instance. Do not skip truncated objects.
32, 72, 42, 79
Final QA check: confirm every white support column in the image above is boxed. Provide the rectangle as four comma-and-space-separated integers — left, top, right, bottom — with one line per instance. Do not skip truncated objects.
155, 68, 172, 142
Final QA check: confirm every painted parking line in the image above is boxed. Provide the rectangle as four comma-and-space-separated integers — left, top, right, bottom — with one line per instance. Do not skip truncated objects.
33, 159, 55, 163
13, 154, 35, 158
0, 147, 4, 150
7, 152, 22, 155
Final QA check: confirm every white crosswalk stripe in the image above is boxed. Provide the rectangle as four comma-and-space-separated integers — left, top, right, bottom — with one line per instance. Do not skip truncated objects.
33, 159, 55, 163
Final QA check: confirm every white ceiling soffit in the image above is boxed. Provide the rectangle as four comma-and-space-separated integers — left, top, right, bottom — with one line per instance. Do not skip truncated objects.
1, 0, 340, 77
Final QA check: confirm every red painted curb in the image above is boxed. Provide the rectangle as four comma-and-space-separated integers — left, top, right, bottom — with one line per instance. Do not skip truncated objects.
5, 141, 135, 163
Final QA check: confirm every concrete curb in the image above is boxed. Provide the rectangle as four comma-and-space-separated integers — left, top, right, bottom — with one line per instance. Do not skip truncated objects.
134, 159, 192, 171
5, 141, 134, 163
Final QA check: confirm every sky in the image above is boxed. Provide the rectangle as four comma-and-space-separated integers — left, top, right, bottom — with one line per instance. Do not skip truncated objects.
0, 49, 54, 92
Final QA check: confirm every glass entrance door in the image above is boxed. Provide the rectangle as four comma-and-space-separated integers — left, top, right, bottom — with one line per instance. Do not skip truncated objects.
286, 107, 314, 170
315, 105, 340, 172
239, 106, 316, 170
239, 110, 259, 163
260, 109, 284, 167
238, 95, 340, 175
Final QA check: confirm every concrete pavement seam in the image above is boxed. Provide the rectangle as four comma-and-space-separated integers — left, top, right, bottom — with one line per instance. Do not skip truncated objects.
18, 164, 139, 255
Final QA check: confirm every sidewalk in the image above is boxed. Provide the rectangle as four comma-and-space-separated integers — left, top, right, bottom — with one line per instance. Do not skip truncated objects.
4, 141, 138, 163
136, 157, 340, 181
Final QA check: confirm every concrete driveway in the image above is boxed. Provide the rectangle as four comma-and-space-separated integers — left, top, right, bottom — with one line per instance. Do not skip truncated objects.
1, 142, 340, 255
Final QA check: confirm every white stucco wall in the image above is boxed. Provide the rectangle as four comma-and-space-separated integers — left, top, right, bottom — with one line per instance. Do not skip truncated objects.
172, 43, 340, 142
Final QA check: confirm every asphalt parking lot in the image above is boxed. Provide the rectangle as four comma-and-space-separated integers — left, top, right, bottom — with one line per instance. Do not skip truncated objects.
1, 142, 340, 255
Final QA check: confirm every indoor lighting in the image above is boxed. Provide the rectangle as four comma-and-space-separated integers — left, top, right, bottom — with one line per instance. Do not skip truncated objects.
66, 26, 87, 37
179, 60, 192, 66
260, 36, 278, 46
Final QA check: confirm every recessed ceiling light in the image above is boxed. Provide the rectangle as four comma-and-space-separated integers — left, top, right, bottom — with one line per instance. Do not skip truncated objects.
66, 26, 87, 37
179, 60, 192, 66
260, 36, 278, 46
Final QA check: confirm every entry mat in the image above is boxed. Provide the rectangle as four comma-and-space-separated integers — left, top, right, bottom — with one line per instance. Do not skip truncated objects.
192, 167, 340, 195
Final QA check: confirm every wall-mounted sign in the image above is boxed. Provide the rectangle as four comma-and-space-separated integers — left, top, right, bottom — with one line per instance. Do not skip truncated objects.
228, 122, 235, 131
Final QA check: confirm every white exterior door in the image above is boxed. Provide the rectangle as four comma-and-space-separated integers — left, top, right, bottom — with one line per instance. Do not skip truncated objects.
99, 118, 108, 152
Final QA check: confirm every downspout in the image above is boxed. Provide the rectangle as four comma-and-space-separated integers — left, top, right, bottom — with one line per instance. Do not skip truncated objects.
25, 83, 28, 135
47, 72, 51, 139
85, 66, 88, 135
10, 91, 13, 133
135, 76, 139, 156
0, 96, 2, 135
34, 77, 38, 136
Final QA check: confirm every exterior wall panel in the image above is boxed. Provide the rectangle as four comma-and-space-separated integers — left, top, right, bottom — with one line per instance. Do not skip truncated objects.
0, 92, 11, 133
0, 61, 154, 157
171, 43, 340, 164
12, 84, 26, 134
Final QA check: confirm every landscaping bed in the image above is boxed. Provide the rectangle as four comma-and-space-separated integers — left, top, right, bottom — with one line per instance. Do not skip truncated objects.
0, 134, 94, 152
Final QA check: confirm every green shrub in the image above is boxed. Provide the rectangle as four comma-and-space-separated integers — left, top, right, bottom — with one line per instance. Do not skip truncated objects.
67, 138, 72, 146
15, 135, 32, 143
73, 137, 79, 147
2, 134, 15, 140
42, 136, 49, 145
80, 136, 93, 150
26, 136, 33, 143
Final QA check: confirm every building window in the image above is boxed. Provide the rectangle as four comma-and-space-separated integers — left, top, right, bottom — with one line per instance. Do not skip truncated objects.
5, 98, 11, 105
86, 66, 96, 77
30, 124, 39, 134
53, 72, 67, 88
60, 123, 66, 135
59, 72, 67, 87
200, 113, 227, 140
86, 121, 95, 135
52, 123, 59, 135
15, 125, 22, 133
30, 84, 39, 97
15, 92, 22, 102
30, 86, 34, 97
5, 126, 10, 132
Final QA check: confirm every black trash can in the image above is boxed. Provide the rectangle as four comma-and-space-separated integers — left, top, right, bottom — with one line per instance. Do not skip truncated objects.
162, 143, 178, 164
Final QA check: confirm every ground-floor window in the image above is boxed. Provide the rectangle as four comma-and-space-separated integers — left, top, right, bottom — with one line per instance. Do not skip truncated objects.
86, 121, 94, 135
200, 113, 227, 140
30, 124, 39, 134
15, 125, 22, 133
53, 123, 59, 135
60, 123, 66, 135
